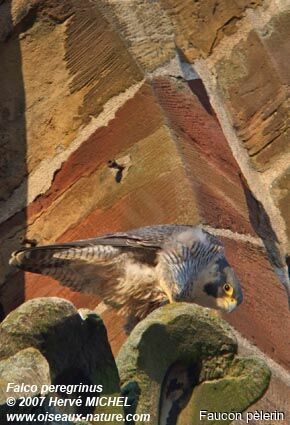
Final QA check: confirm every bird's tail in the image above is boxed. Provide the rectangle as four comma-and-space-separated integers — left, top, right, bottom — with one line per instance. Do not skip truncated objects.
9, 245, 71, 274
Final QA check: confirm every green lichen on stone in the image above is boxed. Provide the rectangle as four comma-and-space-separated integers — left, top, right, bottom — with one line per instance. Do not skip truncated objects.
0, 297, 77, 360
0, 298, 271, 424
117, 303, 270, 425
0, 298, 120, 395
178, 357, 271, 425
117, 303, 237, 381
0, 347, 50, 421
0, 347, 50, 403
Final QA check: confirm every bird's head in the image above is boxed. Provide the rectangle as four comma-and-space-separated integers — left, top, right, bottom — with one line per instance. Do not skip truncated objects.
194, 257, 243, 312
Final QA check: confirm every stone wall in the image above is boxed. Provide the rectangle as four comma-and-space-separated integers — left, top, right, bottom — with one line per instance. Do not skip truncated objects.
1, 0, 290, 421
0, 299, 271, 425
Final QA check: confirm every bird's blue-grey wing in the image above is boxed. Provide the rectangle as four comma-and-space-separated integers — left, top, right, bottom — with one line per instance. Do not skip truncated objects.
67, 224, 194, 249
8, 224, 196, 290
10, 243, 125, 294
9, 233, 168, 319
9, 240, 158, 293
9, 225, 223, 311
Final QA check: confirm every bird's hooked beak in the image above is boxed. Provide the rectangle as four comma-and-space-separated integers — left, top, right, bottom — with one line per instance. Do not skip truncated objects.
216, 296, 238, 313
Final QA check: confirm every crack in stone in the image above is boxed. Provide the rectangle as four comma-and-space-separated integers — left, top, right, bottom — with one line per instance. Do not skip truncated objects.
209, 15, 242, 56
248, 127, 288, 158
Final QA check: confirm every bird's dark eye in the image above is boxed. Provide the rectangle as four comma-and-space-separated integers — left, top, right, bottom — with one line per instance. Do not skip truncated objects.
223, 283, 232, 294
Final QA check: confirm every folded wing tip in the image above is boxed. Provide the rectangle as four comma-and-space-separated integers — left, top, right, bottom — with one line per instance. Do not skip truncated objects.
9, 250, 26, 267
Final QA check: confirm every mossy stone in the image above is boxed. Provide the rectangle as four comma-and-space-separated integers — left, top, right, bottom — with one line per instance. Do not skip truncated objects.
117, 303, 270, 424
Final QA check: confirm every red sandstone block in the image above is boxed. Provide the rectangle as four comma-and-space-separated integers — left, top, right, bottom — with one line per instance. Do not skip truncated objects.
222, 237, 290, 369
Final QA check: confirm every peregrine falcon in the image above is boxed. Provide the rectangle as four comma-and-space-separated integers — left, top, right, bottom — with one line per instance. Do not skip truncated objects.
9, 225, 243, 326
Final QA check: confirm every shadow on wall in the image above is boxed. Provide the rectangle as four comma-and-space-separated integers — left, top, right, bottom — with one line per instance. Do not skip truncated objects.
0, 0, 27, 318
240, 174, 290, 304
239, 174, 279, 246
286, 256, 290, 276
176, 48, 216, 118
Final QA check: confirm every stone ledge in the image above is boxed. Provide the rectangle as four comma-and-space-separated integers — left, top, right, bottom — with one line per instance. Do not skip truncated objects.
117, 302, 270, 425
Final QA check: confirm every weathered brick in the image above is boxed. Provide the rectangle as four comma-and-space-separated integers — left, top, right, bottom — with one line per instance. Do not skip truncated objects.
272, 167, 290, 253
160, 0, 262, 60
153, 77, 256, 235
98, 0, 175, 71
215, 29, 289, 170
222, 238, 290, 370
